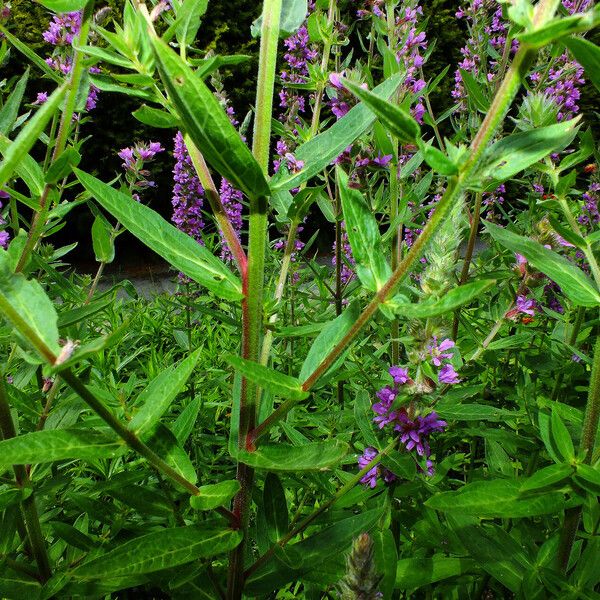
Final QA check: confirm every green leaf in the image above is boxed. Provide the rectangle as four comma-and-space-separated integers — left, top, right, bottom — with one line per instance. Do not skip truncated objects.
149, 36, 269, 200
225, 355, 309, 400
389, 280, 495, 318
480, 118, 580, 186
189, 480, 240, 510
0, 430, 123, 470
459, 69, 490, 112
0, 84, 67, 190
146, 425, 197, 485
251, 0, 308, 38
395, 556, 477, 589
90, 215, 114, 264
418, 141, 458, 176
175, 0, 208, 47
0, 135, 45, 197
37, 0, 88, 10
485, 221, 600, 307
74, 170, 243, 301
447, 516, 531, 593
373, 529, 397, 599
381, 450, 417, 480
71, 525, 242, 579
518, 10, 600, 47
0, 570, 41, 599
263, 473, 289, 542
520, 463, 574, 492
354, 390, 380, 450
238, 440, 348, 471
299, 302, 360, 383
0, 487, 24, 510
171, 396, 201, 445
44, 147, 81, 184
58, 296, 113, 328
270, 75, 402, 192
563, 37, 600, 93
128, 349, 201, 437
74, 45, 134, 68
342, 78, 420, 143
0, 256, 61, 359
573, 464, 600, 495
337, 166, 391, 292
0, 69, 29, 135
132, 104, 180, 129
550, 408, 575, 463
426, 479, 564, 518
435, 402, 522, 422
286, 186, 323, 223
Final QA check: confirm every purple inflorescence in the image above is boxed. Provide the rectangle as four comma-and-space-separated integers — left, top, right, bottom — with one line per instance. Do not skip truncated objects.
542, 54, 585, 121
42, 11, 82, 46
357, 447, 396, 488
0, 190, 9, 249
332, 223, 356, 285
117, 141, 164, 196
218, 178, 243, 262
578, 182, 600, 229
172, 131, 205, 242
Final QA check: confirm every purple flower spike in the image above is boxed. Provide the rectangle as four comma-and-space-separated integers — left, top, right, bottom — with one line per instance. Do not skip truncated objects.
358, 447, 379, 488
438, 364, 460, 385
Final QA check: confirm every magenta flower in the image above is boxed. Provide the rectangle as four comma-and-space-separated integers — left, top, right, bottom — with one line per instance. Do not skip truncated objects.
427, 337, 455, 367
358, 447, 379, 488
389, 366, 409, 385
516, 295, 536, 316
438, 364, 460, 385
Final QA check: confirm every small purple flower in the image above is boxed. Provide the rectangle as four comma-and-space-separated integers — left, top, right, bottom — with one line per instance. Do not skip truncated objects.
389, 366, 409, 385
358, 447, 379, 488
427, 337, 455, 366
516, 295, 536, 316
34, 92, 49, 105
438, 364, 460, 385
0, 230, 9, 249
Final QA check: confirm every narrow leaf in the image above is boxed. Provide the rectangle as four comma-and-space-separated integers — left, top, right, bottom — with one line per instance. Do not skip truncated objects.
342, 78, 420, 143
520, 463, 574, 492
132, 104, 180, 128
171, 396, 201, 445
270, 75, 403, 192
337, 166, 391, 292
74, 170, 243, 301
91, 215, 115, 263
238, 440, 348, 471
563, 37, 600, 93
149, 35, 269, 199
0, 430, 123, 470
485, 221, 600, 307
0, 69, 29, 135
264, 473, 289, 542
0, 84, 67, 190
395, 557, 477, 589
189, 480, 240, 510
128, 349, 202, 437
71, 525, 242, 579
389, 280, 495, 318
226, 355, 309, 400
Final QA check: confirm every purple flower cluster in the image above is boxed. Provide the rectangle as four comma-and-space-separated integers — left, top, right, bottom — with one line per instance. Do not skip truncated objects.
578, 182, 600, 230
355, 0, 385, 19
172, 131, 205, 242
539, 54, 585, 121
358, 447, 396, 488
42, 11, 82, 46
332, 223, 355, 285
41, 10, 100, 112
427, 337, 461, 384
0, 189, 10, 249
117, 141, 164, 197
218, 178, 243, 262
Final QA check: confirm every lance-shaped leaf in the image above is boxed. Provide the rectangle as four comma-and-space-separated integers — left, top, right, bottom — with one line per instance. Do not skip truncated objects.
174, 0, 208, 47
426, 479, 564, 518
38, 0, 89, 10
479, 118, 580, 187
238, 440, 348, 471
342, 77, 420, 143
520, 463, 573, 492
270, 75, 403, 192
189, 480, 240, 511
563, 37, 600, 93
74, 169, 243, 301
0, 135, 45, 197
149, 35, 269, 200
388, 280, 495, 318
71, 525, 242, 579
226, 355, 309, 400
0, 430, 123, 470
132, 104, 180, 129
0, 83, 67, 190
0, 69, 29, 135
485, 222, 600, 307
299, 302, 360, 383
251, 0, 308, 38
395, 557, 478, 590
263, 473, 289, 542
517, 9, 600, 48
337, 166, 391, 292
91, 215, 115, 263
0, 253, 60, 360
128, 349, 202, 437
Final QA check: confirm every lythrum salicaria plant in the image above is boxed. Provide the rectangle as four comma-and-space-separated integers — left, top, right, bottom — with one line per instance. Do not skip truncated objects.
0, 0, 600, 597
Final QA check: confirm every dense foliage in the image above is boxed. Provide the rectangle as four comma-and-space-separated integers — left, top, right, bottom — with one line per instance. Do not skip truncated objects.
0, 0, 599, 599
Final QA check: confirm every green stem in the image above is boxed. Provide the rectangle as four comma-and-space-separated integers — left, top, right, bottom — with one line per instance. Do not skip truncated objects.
0, 379, 52, 582
227, 0, 282, 596
558, 331, 600, 571
452, 192, 483, 339
16, 1, 94, 273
